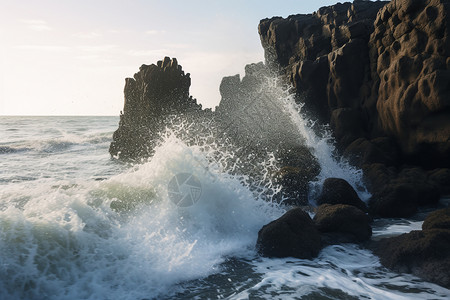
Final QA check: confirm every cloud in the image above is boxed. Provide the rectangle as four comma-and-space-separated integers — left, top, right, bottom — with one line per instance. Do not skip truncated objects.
77, 45, 119, 52
20, 19, 52, 31
145, 30, 166, 35
127, 49, 168, 57
14, 45, 69, 52
73, 32, 101, 39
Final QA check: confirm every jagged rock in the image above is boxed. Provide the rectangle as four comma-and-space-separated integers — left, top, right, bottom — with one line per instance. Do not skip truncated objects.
372, 207, 450, 289
216, 62, 304, 152
109, 57, 202, 160
317, 178, 367, 211
259, 0, 388, 123
256, 208, 321, 259
314, 204, 372, 245
258, 0, 450, 169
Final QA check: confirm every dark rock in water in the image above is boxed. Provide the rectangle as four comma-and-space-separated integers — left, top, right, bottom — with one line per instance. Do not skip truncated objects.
422, 207, 450, 231
109, 57, 202, 160
256, 207, 321, 259
258, 0, 450, 169
317, 178, 367, 211
368, 166, 441, 217
369, 182, 419, 218
372, 221, 450, 289
314, 204, 372, 245
274, 146, 321, 205
428, 168, 450, 195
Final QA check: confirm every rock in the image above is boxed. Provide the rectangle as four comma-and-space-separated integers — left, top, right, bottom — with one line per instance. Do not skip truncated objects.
259, 0, 388, 124
256, 208, 321, 259
216, 62, 304, 152
428, 168, 450, 195
274, 146, 321, 205
370, 0, 450, 168
422, 207, 450, 230
317, 178, 367, 211
258, 0, 450, 169
369, 182, 419, 217
314, 204, 372, 245
109, 57, 202, 160
344, 137, 401, 167
367, 165, 441, 217
330, 108, 365, 149
372, 227, 450, 289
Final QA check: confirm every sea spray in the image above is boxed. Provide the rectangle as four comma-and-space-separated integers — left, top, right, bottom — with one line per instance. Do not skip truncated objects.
0, 129, 285, 299
253, 71, 371, 202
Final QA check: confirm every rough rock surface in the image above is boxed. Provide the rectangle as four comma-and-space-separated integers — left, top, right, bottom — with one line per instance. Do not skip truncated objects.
256, 208, 321, 259
314, 204, 372, 245
317, 178, 367, 211
372, 207, 450, 288
109, 57, 202, 160
259, 0, 450, 169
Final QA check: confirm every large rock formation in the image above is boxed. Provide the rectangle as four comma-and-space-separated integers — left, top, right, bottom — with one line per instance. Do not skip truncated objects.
258, 0, 450, 169
109, 57, 202, 160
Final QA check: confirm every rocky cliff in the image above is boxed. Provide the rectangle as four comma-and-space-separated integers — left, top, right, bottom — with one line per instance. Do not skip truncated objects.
109, 57, 202, 160
259, 0, 450, 169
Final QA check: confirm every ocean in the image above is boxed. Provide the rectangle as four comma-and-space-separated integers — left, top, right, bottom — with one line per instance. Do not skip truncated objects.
1, 115, 449, 300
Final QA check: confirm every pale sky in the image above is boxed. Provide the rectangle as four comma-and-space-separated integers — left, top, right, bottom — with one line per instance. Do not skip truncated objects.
0, 0, 339, 116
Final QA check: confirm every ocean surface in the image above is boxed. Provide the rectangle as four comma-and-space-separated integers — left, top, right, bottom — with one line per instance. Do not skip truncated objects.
1, 114, 450, 300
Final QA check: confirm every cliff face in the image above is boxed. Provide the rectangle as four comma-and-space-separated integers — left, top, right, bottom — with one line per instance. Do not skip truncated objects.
109, 57, 202, 160
259, 0, 450, 168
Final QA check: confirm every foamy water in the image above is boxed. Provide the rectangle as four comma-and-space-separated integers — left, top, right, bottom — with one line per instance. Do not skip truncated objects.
0, 108, 449, 300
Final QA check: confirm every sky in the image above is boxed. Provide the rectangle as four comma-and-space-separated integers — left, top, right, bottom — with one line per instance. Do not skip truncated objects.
0, 0, 339, 116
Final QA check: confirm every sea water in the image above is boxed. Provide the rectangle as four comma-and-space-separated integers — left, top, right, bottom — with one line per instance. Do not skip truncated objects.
1, 115, 449, 300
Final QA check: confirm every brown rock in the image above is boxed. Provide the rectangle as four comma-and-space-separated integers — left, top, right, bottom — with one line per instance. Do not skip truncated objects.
256, 208, 322, 259
422, 207, 450, 230
314, 204, 372, 245
372, 228, 450, 289
317, 177, 367, 211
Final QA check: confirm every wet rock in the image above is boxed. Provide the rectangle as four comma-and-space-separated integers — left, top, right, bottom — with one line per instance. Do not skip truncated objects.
428, 168, 450, 195
372, 225, 450, 289
314, 204, 372, 245
109, 57, 202, 160
422, 207, 450, 230
274, 146, 321, 205
368, 166, 441, 217
370, 0, 450, 168
369, 182, 419, 218
317, 178, 367, 211
258, 0, 450, 169
256, 207, 321, 259
344, 137, 401, 168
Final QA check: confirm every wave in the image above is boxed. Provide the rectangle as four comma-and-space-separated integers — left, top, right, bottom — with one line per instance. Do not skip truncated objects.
0, 133, 112, 155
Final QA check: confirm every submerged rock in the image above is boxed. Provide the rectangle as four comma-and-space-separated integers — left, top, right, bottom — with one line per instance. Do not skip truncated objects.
422, 207, 450, 230
256, 208, 321, 259
372, 207, 450, 288
314, 204, 372, 245
317, 178, 367, 211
